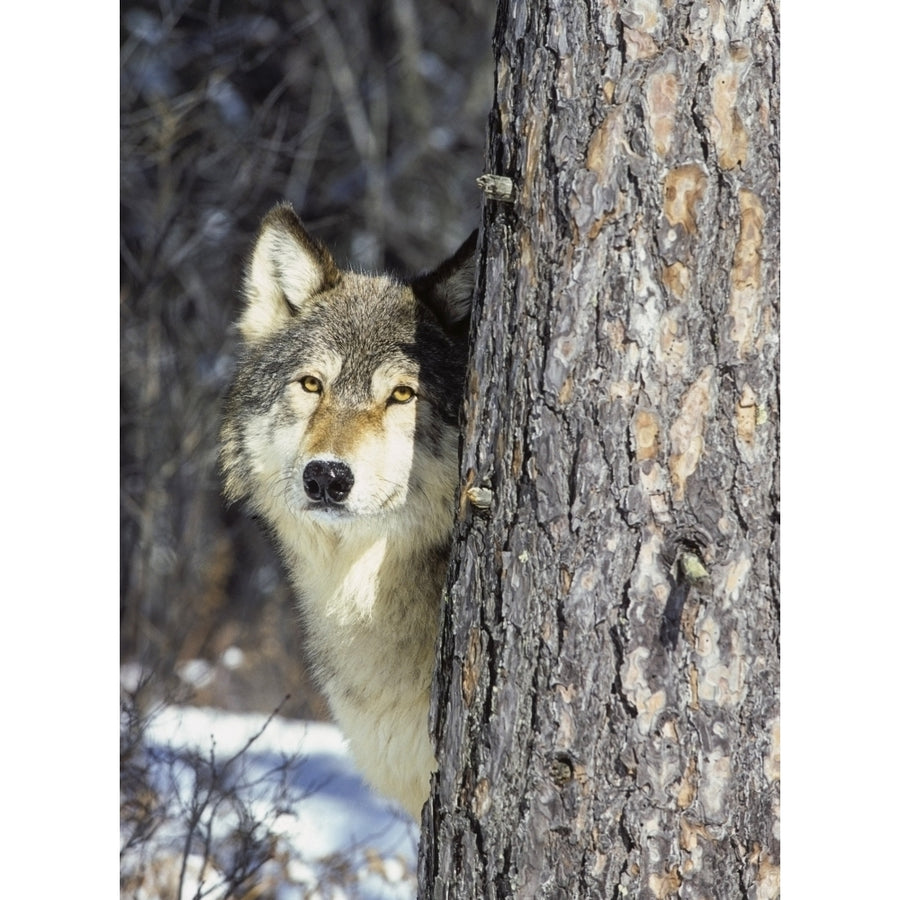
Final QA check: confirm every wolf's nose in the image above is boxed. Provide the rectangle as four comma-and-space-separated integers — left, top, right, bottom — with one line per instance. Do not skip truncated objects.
303, 460, 355, 505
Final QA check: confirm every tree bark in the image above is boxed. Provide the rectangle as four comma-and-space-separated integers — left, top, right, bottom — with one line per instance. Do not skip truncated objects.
420, 0, 779, 898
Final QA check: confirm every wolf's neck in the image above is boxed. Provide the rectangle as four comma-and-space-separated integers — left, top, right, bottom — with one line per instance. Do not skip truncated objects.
278, 516, 445, 622
300, 532, 391, 621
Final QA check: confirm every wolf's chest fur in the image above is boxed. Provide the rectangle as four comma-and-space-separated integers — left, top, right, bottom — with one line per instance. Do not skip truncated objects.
220, 203, 476, 818
285, 525, 447, 813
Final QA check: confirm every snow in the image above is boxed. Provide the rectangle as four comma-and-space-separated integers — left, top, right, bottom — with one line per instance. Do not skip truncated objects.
122, 702, 419, 899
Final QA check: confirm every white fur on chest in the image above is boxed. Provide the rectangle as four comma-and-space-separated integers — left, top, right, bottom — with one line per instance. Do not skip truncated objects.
277, 515, 442, 817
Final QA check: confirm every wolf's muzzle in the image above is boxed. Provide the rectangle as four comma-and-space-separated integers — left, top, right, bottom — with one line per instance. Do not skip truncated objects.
303, 460, 354, 506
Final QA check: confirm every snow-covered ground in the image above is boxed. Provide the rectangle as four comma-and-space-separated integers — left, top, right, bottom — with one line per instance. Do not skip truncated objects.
121, 699, 419, 899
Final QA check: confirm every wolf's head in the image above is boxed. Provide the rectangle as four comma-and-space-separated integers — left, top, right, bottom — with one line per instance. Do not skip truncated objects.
221, 203, 476, 549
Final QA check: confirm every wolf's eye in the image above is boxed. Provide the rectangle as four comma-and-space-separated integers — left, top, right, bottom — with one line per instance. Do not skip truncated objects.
299, 375, 322, 394
389, 385, 416, 404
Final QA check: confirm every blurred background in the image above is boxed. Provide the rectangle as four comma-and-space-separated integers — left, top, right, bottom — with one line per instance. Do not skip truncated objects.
120, 0, 495, 719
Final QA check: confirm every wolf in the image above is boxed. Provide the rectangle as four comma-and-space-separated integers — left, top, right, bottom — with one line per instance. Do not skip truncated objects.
220, 203, 476, 817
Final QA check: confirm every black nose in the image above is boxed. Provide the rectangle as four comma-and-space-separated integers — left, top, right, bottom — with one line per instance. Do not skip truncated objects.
302, 460, 354, 506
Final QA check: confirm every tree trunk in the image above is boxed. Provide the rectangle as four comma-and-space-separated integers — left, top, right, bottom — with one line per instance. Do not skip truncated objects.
420, 1, 779, 897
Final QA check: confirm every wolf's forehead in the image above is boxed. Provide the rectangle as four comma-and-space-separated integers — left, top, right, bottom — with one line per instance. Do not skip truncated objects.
298, 325, 421, 401
323, 276, 418, 337
305, 345, 419, 381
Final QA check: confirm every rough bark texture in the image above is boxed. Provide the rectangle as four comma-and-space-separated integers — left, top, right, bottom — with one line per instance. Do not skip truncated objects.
420, 1, 779, 898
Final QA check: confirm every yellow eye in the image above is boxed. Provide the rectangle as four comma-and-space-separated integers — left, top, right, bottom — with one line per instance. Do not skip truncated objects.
299, 375, 322, 393
390, 385, 416, 404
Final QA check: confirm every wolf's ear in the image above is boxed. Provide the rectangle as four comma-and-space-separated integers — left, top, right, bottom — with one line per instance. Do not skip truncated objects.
238, 203, 341, 344
411, 230, 478, 332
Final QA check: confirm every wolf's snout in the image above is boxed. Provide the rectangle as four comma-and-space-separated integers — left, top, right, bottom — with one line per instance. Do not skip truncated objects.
303, 460, 354, 506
